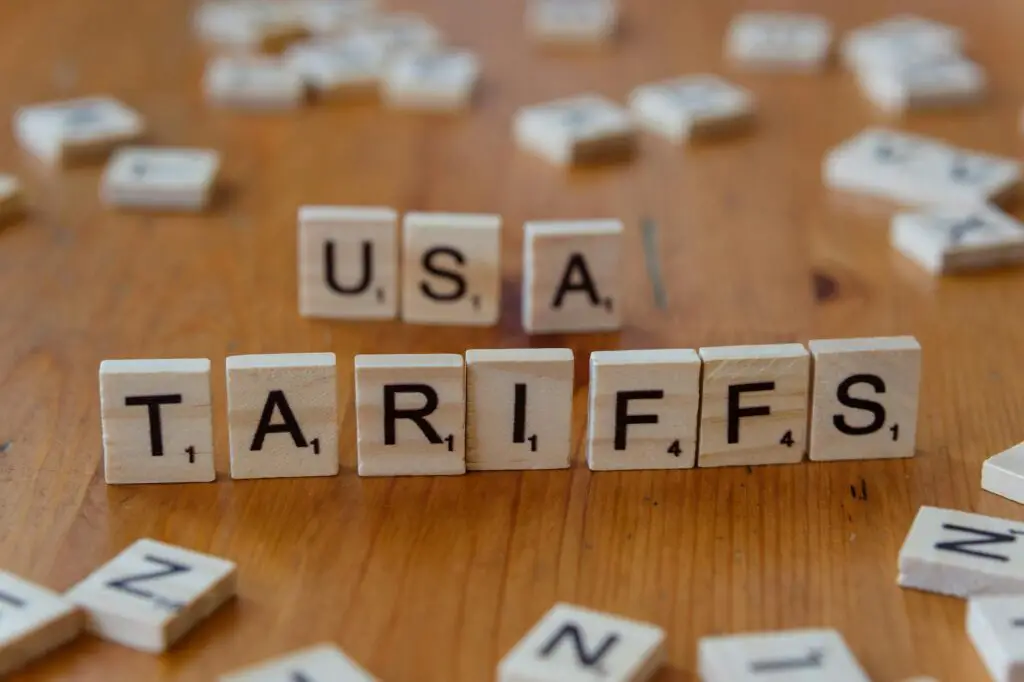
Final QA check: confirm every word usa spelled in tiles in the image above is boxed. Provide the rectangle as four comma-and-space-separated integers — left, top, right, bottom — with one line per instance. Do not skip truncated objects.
968, 595, 1024, 682
204, 56, 306, 110
101, 147, 220, 212
0, 571, 82, 676
14, 96, 145, 168
725, 12, 833, 71
526, 0, 618, 46
891, 204, 1024, 275
628, 75, 754, 144
514, 95, 636, 166
699, 628, 870, 682
220, 643, 377, 681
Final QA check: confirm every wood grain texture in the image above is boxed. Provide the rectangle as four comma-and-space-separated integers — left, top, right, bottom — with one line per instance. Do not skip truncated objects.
1, 0, 1024, 680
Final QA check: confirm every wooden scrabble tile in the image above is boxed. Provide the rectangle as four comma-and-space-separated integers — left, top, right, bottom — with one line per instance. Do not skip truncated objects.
526, 0, 618, 46
14, 96, 145, 168
226, 353, 338, 480
220, 643, 378, 681
857, 55, 985, 114
355, 354, 465, 476
697, 344, 809, 468
725, 12, 833, 71
983, 442, 1024, 505
522, 219, 622, 334
101, 147, 220, 212
514, 95, 636, 166
298, 206, 398, 320
0, 174, 26, 226
292, 0, 377, 36
699, 629, 870, 682
284, 37, 386, 99
401, 212, 501, 326
807, 337, 921, 462
498, 602, 665, 682
0, 571, 83, 677
967, 595, 1024, 682
65, 538, 235, 653
193, 0, 310, 53
628, 75, 754, 144
898, 506, 1024, 597
842, 14, 963, 72
348, 13, 442, 60
466, 348, 574, 471
891, 204, 1024, 274
100, 358, 215, 485
587, 349, 701, 471
382, 49, 481, 111
824, 127, 1021, 208
204, 56, 306, 111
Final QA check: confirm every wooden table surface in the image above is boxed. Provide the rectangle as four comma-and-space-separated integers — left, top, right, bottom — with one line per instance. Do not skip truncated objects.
3, 0, 1024, 680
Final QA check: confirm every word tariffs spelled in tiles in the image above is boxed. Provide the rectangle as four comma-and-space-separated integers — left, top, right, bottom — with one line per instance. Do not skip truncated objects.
101, 147, 221, 212
522, 219, 622, 334
220, 643, 378, 681
514, 95, 636, 166
14, 96, 145, 168
204, 56, 307, 111
355, 354, 466, 476
726, 12, 833, 71
0, 174, 25, 226
498, 602, 665, 682
628, 75, 754, 144
526, 0, 619, 46
891, 204, 1024, 275
807, 337, 921, 461
65, 538, 236, 653
298, 206, 399, 320
699, 628, 870, 682
842, 15, 964, 73
898, 506, 1024, 598
100, 359, 216, 484
226, 353, 339, 479
0, 571, 82, 677
983, 441, 1024, 505
587, 349, 701, 470
466, 348, 574, 471
967, 595, 1024, 682
383, 49, 481, 111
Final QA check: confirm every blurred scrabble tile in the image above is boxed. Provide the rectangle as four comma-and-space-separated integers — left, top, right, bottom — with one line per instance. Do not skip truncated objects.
807, 337, 921, 462
498, 603, 665, 682
697, 344, 809, 468
220, 643, 378, 681
401, 212, 501, 325
355, 354, 465, 476
587, 349, 701, 470
700, 629, 870, 682
204, 56, 306, 110
226, 353, 338, 479
967, 595, 1024, 682
628, 74, 754, 143
298, 205, 399, 320
514, 94, 636, 166
824, 127, 1021, 208
891, 204, 1024, 274
382, 49, 481, 111
101, 147, 220, 212
726, 12, 833, 71
842, 14, 963, 72
14, 96, 145, 168
100, 358, 215, 485
527, 0, 618, 46
983, 442, 1024, 505
522, 219, 622, 334
466, 348, 574, 471
898, 506, 1024, 598
66, 538, 235, 653
857, 55, 985, 113
0, 571, 83, 677
285, 37, 386, 99
0, 174, 25, 226
193, 0, 309, 53
292, 0, 377, 36
349, 13, 441, 60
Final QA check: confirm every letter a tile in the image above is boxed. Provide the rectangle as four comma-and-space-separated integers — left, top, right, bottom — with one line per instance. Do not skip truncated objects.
967, 595, 1024, 682
699, 628, 870, 682
65, 538, 236, 653
0, 571, 83, 677
220, 643, 378, 681
898, 506, 1024, 598
498, 602, 665, 682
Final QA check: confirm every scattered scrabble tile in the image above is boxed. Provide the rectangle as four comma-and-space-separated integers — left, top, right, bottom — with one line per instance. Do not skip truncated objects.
842, 14, 963, 72
285, 37, 387, 99
0, 174, 25, 226
983, 442, 1024, 505
226, 353, 338, 479
100, 358, 215, 485
726, 12, 833, 71
856, 55, 985, 114
628, 75, 754, 143
204, 56, 306, 111
699, 628, 870, 682
697, 344, 809, 468
891, 204, 1024, 274
401, 212, 501, 325
382, 49, 481, 111
824, 127, 1021, 208
587, 349, 701, 470
291, 0, 377, 36
514, 94, 636, 166
355, 354, 466, 476
349, 13, 442, 60
66, 538, 236, 653
220, 643, 378, 681
0, 571, 83, 677
526, 0, 618, 46
465, 348, 574, 471
522, 219, 622, 334
101, 147, 220, 212
807, 336, 921, 462
298, 205, 399, 320
967, 595, 1024, 682
898, 506, 1024, 598
193, 0, 309, 53
498, 602, 665, 682
14, 96, 145, 168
